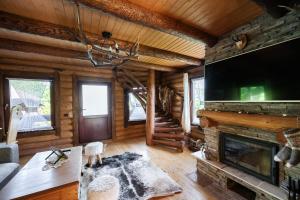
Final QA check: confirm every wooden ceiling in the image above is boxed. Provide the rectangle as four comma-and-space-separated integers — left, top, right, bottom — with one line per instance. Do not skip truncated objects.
0, 0, 262, 69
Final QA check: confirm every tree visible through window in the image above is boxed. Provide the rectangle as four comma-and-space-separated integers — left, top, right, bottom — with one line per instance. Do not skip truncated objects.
191, 78, 204, 125
9, 78, 53, 132
128, 93, 146, 121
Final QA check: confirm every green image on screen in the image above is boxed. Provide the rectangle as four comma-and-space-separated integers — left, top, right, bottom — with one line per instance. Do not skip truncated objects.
240, 86, 265, 101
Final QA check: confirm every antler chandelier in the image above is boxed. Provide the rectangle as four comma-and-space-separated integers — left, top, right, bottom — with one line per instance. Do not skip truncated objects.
74, 2, 139, 67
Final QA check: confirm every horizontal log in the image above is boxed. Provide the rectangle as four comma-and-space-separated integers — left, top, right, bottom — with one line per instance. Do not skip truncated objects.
0, 12, 203, 65
19, 138, 73, 150
198, 110, 299, 142
153, 133, 184, 141
155, 126, 183, 132
0, 38, 88, 59
115, 133, 145, 141
0, 48, 92, 66
18, 134, 60, 144
20, 144, 73, 156
152, 139, 183, 149
77, 0, 217, 46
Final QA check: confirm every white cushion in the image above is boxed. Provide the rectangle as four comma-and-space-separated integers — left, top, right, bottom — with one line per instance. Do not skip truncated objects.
88, 175, 119, 200
85, 142, 103, 156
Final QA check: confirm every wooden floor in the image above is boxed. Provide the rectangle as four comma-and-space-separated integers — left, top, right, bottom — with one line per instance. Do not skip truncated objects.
20, 137, 240, 200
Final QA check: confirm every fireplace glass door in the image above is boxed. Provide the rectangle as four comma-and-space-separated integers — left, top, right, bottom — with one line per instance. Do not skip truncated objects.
220, 133, 278, 185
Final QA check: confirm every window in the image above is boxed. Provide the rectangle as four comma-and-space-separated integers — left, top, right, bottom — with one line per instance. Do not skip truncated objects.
191, 77, 205, 125
7, 78, 54, 133
128, 93, 146, 121
81, 84, 108, 116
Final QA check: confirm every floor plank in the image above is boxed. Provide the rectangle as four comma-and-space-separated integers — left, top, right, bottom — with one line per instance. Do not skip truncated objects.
20, 137, 243, 200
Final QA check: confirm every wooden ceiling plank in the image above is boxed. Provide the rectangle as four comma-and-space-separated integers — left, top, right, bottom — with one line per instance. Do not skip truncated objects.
96, 9, 104, 35
176, 0, 198, 18
0, 11, 202, 65
75, 0, 217, 46
212, 3, 261, 35
181, 0, 203, 19
105, 15, 117, 36
127, 24, 143, 44
88, 8, 94, 33
118, 20, 132, 42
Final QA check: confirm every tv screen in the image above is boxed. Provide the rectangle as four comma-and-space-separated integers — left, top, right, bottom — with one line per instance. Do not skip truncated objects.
205, 38, 300, 102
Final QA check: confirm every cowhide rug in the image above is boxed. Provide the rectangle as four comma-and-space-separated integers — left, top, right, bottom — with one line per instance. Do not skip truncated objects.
80, 152, 182, 200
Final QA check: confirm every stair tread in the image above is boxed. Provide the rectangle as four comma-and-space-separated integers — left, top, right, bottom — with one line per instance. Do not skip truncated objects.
155, 127, 183, 132
153, 139, 183, 146
155, 123, 178, 128
153, 133, 185, 140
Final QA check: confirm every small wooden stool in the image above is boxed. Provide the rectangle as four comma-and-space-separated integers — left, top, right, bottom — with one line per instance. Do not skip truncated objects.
88, 175, 120, 200
85, 142, 103, 167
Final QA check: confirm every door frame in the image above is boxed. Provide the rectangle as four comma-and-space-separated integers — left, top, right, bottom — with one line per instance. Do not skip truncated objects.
73, 76, 115, 145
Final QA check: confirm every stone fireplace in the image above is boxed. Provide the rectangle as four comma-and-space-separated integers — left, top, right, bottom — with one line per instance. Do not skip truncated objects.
194, 124, 288, 200
193, 9, 300, 200
219, 132, 279, 185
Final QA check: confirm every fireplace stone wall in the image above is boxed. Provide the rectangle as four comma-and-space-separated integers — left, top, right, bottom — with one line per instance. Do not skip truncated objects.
201, 8, 300, 186
197, 9, 300, 200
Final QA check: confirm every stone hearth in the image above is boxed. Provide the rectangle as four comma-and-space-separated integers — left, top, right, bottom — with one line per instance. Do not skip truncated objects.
194, 125, 288, 200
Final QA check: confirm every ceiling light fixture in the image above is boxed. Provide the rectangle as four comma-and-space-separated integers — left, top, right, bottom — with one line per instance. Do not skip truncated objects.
74, 2, 139, 68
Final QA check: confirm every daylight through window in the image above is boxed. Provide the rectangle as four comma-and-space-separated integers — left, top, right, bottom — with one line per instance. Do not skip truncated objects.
128, 93, 146, 121
9, 78, 53, 132
191, 78, 205, 125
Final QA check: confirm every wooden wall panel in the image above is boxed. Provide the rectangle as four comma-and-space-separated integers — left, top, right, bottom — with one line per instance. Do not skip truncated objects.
0, 62, 146, 156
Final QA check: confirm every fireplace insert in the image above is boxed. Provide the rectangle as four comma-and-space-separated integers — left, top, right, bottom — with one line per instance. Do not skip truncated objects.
220, 133, 279, 185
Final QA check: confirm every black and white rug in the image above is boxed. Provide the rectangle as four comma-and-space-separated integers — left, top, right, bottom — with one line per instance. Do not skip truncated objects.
80, 152, 182, 200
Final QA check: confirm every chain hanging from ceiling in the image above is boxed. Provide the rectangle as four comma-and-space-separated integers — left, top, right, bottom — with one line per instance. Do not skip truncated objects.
74, 1, 139, 68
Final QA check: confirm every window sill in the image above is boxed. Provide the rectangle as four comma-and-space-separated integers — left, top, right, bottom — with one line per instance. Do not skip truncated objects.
17, 129, 57, 138
128, 120, 146, 126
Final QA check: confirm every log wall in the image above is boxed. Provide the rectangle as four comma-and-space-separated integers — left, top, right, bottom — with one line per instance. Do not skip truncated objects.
0, 63, 146, 156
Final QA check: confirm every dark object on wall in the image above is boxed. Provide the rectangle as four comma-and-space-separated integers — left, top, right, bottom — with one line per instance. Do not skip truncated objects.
205, 37, 300, 102
251, 0, 298, 18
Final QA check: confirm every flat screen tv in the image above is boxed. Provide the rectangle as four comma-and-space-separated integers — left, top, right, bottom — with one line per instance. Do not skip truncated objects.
205, 37, 300, 102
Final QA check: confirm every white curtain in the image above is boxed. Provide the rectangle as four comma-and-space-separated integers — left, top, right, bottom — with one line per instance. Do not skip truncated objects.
182, 73, 191, 133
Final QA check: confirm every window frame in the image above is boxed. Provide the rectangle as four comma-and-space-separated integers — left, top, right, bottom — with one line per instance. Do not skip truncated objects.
124, 89, 146, 127
190, 76, 205, 126
1, 71, 59, 138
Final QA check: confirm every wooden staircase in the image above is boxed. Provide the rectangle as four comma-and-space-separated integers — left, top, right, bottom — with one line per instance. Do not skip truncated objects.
153, 111, 185, 152
114, 67, 185, 152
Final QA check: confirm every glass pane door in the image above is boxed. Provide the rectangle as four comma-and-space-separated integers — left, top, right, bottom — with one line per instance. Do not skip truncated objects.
81, 84, 108, 116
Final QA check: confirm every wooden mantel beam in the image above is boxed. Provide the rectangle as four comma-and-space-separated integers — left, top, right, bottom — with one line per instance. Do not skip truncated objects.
198, 110, 299, 143
76, 0, 217, 47
0, 11, 203, 66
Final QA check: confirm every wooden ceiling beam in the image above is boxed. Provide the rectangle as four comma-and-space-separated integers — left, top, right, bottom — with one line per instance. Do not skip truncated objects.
0, 11, 202, 66
76, 0, 217, 47
0, 47, 176, 72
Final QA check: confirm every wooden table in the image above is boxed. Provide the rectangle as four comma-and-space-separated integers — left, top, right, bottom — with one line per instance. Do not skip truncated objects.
0, 146, 82, 200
